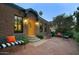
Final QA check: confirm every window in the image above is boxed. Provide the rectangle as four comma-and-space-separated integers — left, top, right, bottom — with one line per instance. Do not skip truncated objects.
14, 15, 23, 33
45, 25, 47, 32
40, 25, 43, 32
44, 24, 47, 32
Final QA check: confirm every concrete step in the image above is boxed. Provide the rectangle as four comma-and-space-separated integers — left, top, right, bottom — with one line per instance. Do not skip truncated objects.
28, 37, 41, 42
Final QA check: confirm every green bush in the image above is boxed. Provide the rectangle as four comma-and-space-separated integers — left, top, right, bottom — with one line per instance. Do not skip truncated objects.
36, 33, 44, 39
36, 35, 43, 39
51, 31, 56, 37
15, 35, 29, 44
73, 31, 79, 43
62, 31, 73, 38
0, 36, 7, 44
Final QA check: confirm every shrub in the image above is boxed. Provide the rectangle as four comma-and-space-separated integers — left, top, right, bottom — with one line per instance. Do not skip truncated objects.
36, 35, 43, 39
62, 31, 73, 38
0, 36, 7, 44
73, 31, 79, 43
51, 31, 56, 37
15, 35, 29, 44
36, 33, 44, 39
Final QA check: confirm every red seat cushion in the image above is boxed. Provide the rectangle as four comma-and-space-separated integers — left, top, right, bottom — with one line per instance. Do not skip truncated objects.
7, 36, 16, 43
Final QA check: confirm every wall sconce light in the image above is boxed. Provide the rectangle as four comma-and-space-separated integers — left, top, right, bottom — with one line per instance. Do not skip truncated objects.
35, 22, 40, 26
23, 19, 28, 24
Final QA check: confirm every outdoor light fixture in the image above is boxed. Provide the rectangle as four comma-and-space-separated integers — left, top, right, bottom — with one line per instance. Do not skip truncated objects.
23, 19, 28, 24
35, 22, 40, 26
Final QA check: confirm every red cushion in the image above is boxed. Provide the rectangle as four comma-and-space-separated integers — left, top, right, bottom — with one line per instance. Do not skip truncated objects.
7, 36, 16, 43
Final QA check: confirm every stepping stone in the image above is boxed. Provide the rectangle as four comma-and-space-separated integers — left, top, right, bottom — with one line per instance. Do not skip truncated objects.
10, 42, 15, 46
18, 41, 22, 44
1, 44, 7, 48
6, 43, 11, 47
21, 40, 24, 44
15, 41, 18, 44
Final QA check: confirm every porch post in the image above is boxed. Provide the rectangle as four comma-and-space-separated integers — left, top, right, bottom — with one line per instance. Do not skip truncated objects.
43, 24, 45, 33
36, 22, 40, 35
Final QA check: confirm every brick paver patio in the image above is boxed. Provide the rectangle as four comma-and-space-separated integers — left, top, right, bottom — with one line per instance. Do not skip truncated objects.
0, 37, 79, 55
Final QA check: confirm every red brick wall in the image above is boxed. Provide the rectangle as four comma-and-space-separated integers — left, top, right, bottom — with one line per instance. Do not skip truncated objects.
0, 3, 25, 36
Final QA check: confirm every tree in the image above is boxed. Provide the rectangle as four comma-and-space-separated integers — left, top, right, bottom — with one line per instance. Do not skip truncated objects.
52, 14, 74, 33
39, 11, 43, 16
73, 7, 79, 32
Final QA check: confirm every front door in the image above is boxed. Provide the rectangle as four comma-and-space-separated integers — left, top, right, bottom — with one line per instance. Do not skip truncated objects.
27, 19, 36, 37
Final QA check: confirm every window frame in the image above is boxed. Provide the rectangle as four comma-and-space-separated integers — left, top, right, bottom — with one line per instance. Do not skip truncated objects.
14, 15, 23, 33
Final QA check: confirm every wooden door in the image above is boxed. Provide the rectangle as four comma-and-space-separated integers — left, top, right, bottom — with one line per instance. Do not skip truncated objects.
27, 19, 36, 37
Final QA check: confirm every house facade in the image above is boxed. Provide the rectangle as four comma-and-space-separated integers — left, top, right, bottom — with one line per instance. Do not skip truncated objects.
0, 3, 50, 39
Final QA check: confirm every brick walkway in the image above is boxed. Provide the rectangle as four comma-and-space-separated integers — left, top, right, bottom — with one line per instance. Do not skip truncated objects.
0, 37, 79, 55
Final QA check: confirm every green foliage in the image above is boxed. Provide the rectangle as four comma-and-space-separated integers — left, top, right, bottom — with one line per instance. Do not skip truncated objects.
51, 31, 56, 37
36, 33, 44, 39
0, 36, 7, 44
36, 35, 43, 39
73, 31, 79, 43
62, 31, 73, 38
53, 14, 74, 34
55, 28, 73, 38
55, 28, 67, 33
15, 35, 29, 44
74, 8, 79, 32
75, 24, 79, 32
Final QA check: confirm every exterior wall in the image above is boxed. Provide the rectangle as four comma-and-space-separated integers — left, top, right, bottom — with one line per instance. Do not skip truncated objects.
39, 20, 51, 38
43, 23, 51, 38
0, 3, 50, 38
0, 3, 25, 36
